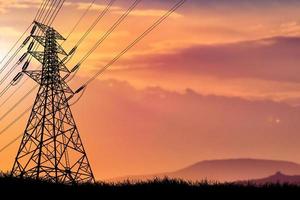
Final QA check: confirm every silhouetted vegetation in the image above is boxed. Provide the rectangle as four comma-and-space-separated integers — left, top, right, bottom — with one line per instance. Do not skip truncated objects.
0, 173, 300, 197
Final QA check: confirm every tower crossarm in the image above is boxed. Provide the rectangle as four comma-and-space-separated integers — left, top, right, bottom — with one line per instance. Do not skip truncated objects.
33, 21, 65, 40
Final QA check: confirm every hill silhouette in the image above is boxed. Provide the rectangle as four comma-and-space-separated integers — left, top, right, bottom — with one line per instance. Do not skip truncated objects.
109, 158, 300, 182
243, 171, 300, 185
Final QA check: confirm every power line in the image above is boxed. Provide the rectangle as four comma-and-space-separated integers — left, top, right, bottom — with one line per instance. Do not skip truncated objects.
34, 0, 48, 21
0, 0, 64, 118
0, 25, 32, 75
0, 0, 186, 154
0, 0, 55, 98
63, 0, 96, 42
0, 0, 74, 107
49, 0, 66, 26
0, 77, 29, 110
0, 1, 64, 117
0, 84, 12, 99
0, 106, 32, 137
0, 0, 51, 73
62, 0, 115, 65
77, 0, 141, 66
0, 85, 38, 122
0, 0, 67, 155
75, 0, 116, 47
0, 0, 48, 67
0, 0, 140, 124
0, 0, 53, 79
0, 0, 128, 114
27, 0, 62, 64
81, 0, 186, 88
0, 0, 61, 96
0, 134, 23, 153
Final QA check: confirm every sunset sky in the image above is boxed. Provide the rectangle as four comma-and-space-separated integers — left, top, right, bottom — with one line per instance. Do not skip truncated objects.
1, 0, 300, 180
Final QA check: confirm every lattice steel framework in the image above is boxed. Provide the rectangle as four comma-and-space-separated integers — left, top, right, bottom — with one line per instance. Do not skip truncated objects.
11, 21, 95, 184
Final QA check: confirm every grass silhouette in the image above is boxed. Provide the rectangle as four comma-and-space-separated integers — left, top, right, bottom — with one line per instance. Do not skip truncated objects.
0, 173, 299, 197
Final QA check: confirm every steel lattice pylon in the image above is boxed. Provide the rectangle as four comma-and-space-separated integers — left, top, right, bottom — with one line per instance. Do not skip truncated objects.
11, 22, 95, 184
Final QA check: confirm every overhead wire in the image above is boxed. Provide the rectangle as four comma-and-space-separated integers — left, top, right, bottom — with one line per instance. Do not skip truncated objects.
0, 0, 65, 123
0, 0, 63, 152
75, 0, 116, 47
34, 0, 49, 21
0, 0, 141, 124
49, 0, 66, 26
0, 77, 30, 110
0, 0, 123, 114
0, 0, 142, 142
0, 0, 59, 98
0, 0, 186, 152
0, 0, 92, 108
0, 0, 54, 81
0, 0, 51, 74
65, 0, 141, 82
77, 0, 141, 66
63, 0, 96, 43
62, 0, 115, 65
0, 0, 48, 67
76, 0, 186, 93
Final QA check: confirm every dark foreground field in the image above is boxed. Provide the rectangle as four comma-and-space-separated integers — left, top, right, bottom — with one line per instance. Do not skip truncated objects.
1, 174, 300, 198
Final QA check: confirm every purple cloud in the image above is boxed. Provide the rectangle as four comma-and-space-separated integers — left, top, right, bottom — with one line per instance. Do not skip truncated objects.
122, 36, 300, 83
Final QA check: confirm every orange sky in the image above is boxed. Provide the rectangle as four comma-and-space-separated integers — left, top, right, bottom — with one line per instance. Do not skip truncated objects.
1, 0, 300, 180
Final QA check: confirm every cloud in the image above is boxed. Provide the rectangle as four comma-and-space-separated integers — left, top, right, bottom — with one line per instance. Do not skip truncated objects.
66, 2, 120, 11
113, 9, 182, 18
67, 1, 182, 18
119, 36, 300, 83
69, 78, 300, 178
0, 0, 40, 14
0, 26, 21, 37
1, 78, 300, 179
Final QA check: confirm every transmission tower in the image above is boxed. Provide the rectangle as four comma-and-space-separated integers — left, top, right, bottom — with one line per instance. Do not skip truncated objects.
11, 21, 95, 184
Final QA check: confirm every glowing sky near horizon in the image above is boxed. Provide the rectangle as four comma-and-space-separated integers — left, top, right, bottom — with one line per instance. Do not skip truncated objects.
1, 0, 300, 180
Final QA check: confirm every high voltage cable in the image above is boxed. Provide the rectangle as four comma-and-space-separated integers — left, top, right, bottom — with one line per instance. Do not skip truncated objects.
0, 0, 89, 107
42, 0, 59, 24
62, 0, 114, 65
0, 0, 134, 115
0, 77, 30, 110
0, 0, 48, 67
0, 1, 99, 113
0, 0, 62, 95
0, 134, 22, 153
0, 0, 186, 153
49, 0, 66, 26
0, 84, 11, 99
0, 0, 141, 141
0, 0, 50, 73
27, 0, 62, 64
0, 25, 32, 68
0, 0, 52, 79
0, 0, 141, 125
34, 0, 48, 21
77, 0, 141, 65
75, 0, 116, 47
63, 0, 96, 42
0, 0, 64, 120
80, 0, 186, 91
28, 0, 62, 55
0, 0, 54, 97
0, 86, 38, 122
48, 0, 62, 25
0, 0, 64, 108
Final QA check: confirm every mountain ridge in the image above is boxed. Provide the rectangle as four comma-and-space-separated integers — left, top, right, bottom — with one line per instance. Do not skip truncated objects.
108, 158, 300, 182
240, 171, 300, 185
